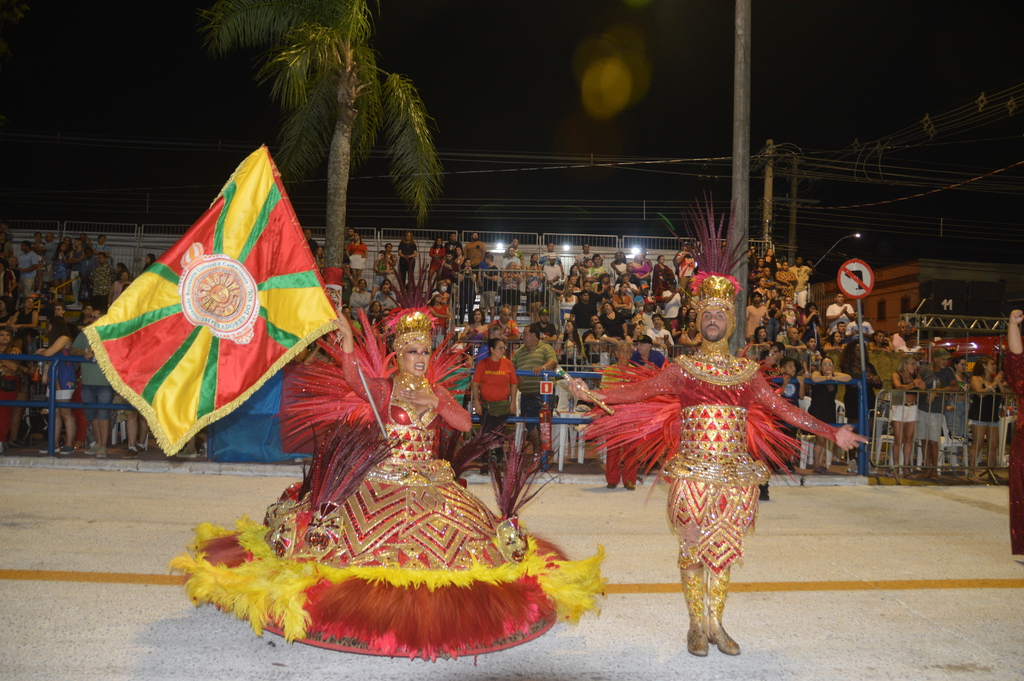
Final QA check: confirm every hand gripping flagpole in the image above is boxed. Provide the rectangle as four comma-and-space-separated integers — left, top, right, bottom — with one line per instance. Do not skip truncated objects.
554, 365, 615, 415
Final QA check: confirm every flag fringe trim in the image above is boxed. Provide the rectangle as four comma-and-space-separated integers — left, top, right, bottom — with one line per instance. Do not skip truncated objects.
84, 319, 337, 456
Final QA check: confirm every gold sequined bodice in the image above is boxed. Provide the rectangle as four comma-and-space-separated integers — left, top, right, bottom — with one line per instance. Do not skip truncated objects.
666, 404, 769, 486
366, 391, 448, 484
384, 422, 437, 461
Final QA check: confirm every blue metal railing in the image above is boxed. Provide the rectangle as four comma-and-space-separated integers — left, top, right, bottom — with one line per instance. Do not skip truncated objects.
768, 373, 870, 476
2, 355, 874, 470
468, 368, 599, 427
0, 352, 136, 457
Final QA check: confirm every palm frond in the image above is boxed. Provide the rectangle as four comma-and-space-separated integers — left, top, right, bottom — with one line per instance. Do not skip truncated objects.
348, 45, 382, 165
326, 0, 374, 48
273, 67, 341, 180
200, 0, 442, 225
382, 73, 444, 224
260, 23, 343, 107
199, 0, 316, 56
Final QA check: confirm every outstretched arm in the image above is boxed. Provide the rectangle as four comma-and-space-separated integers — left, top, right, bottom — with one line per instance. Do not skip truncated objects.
568, 363, 684, 404
750, 372, 865, 450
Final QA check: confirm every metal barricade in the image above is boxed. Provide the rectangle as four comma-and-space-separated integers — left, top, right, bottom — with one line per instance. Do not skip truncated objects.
871, 387, 1013, 481
6, 220, 61, 235
460, 230, 540, 248
0, 352, 137, 457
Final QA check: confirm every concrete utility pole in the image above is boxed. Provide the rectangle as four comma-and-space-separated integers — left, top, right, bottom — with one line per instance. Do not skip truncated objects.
729, 0, 751, 352
788, 156, 798, 264
762, 139, 775, 243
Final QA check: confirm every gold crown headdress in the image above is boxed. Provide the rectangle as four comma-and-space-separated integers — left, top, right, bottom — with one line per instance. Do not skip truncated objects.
387, 309, 435, 356
693, 273, 741, 316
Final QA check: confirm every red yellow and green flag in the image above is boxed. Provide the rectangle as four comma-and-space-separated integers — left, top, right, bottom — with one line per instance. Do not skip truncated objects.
85, 146, 337, 455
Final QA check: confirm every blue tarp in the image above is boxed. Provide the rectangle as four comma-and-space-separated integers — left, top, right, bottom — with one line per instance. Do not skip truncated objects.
207, 371, 310, 462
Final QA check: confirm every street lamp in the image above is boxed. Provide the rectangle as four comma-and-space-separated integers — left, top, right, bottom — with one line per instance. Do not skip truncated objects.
814, 233, 860, 269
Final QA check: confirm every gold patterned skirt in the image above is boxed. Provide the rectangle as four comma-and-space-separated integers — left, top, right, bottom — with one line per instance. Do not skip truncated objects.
666, 404, 770, 574
264, 457, 506, 570
170, 456, 604, 659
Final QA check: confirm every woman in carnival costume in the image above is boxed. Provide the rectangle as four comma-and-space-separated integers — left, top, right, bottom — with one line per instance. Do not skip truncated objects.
569, 199, 864, 657
171, 308, 603, 659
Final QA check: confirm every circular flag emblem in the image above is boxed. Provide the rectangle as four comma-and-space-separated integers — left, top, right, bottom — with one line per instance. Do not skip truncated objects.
179, 243, 261, 344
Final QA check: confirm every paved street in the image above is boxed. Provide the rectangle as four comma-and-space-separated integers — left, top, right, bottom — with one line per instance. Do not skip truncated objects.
1, 462, 1022, 680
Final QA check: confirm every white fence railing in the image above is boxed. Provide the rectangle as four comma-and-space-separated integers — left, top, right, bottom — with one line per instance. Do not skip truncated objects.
5, 219, 775, 279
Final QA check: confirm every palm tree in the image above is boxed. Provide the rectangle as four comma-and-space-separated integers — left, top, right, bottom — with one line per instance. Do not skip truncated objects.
201, 0, 443, 267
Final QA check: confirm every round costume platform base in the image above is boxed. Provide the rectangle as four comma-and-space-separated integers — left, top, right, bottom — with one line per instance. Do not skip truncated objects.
262, 616, 556, 658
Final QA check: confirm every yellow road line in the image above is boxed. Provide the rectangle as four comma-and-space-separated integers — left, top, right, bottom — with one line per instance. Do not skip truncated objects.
0, 569, 186, 586
2, 569, 1023, 592
606, 579, 1024, 593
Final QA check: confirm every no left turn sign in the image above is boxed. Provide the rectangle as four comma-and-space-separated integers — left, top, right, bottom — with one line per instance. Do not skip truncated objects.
837, 259, 874, 299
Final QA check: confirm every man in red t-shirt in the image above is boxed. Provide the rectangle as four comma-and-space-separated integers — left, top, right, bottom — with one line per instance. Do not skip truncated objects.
488, 305, 520, 341
471, 338, 519, 474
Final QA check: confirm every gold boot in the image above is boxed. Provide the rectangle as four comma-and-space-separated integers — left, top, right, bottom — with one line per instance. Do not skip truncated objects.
707, 568, 740, 655
681, 567, 708, 656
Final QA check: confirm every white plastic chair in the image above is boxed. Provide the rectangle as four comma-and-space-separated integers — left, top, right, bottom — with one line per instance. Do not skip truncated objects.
937, 414, 968, 470
110, 420, 126, 445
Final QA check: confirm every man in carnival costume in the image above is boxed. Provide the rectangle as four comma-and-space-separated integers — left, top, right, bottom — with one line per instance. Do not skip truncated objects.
569, 200, 864, 656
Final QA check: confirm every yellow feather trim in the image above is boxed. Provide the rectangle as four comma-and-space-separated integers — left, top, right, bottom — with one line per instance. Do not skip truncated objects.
169, 518, 605, 642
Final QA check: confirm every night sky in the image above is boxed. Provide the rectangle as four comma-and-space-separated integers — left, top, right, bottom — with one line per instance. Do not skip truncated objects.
2, 1, 1023, 274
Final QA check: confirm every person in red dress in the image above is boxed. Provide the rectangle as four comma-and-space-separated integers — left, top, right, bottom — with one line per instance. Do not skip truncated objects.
1005, 309, 1024, 555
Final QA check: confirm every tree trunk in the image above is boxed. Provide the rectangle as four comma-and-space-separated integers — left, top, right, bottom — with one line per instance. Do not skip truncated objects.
325, 83, 358, 269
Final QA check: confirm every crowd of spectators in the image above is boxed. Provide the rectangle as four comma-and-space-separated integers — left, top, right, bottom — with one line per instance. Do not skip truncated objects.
0, 223, 147, 319
324, 230, 699, 358
312, 230, 1016, 477
737, 248, 1014, 477
0, 223, 159, 456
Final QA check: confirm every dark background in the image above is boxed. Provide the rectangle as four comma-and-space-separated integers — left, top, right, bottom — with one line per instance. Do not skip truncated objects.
2, 1, 1022, 275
